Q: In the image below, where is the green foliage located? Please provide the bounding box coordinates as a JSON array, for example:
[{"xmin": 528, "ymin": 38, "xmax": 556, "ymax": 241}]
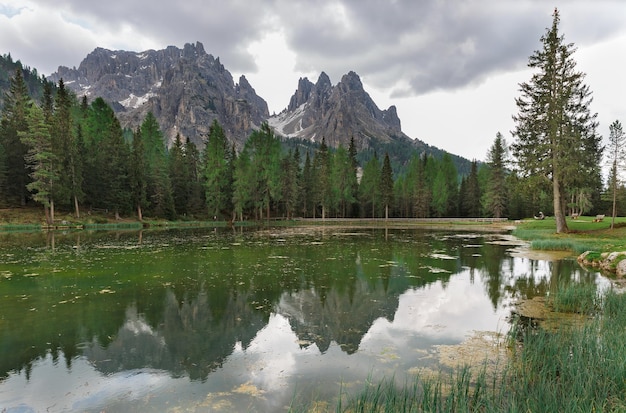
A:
[
  {"xmin": 549, "ymin": 282, "xmax": 599, "ymax": 314},
  {"xmin": 512, "ymin": 9, "xmax": 602, "ymax": 233},
  {"xmin": 203, "ymin": 120, "xmax": 233, "ymax": 219}
]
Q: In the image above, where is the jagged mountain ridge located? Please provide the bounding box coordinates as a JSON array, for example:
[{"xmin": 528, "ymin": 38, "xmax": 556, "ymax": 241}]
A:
[
  {"xmin": 41, "ymin": 42, "xmax": 468, "ymax": 172},
  {"xmin": 269, "ymin": 71, "xmax": 406, "ymax": 151},
  {"xmin": 49, "ymin": 42, "xmax": 269, "ymax": 148}
]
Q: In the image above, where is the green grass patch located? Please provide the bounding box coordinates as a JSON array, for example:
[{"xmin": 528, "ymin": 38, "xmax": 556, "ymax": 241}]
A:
[
  {"xmin": 548, "ymin": 282, "xmax": 599, "ymax": 314},
  {"xmin": 513, "ymin": 216, "xmax": 626, "ymax": 255},
  {"xmin": 296, "ymin": 286, "xmax": 626, "ymax": 412}
]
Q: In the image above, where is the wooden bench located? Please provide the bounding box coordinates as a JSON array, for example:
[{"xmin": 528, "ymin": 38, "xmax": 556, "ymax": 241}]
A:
[
  {"xmin": 571, "ymin": 213, "xmax": 579, "ymax": 219},
  {"xmin": 593, "ymin": 214, "xmax": 605, "ymax": 223}
]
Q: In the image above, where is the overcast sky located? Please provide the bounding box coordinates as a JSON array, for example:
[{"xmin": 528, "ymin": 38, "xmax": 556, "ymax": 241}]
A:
[{"xmin": 1, "ymin": 0, "xmax": 625, "ymax": 161}]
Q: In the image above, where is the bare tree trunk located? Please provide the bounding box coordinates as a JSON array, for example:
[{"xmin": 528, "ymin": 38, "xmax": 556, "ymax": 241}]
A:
[
  {"xmin": 553, "ymin": 175, "xmax": 568, "ymax": 233},
  {"xmin": 49, "ymin": 199, "xmax": 55, "ymax": 226},
  {"xmin": 74, "ymin": 195, "xmax": 80, "ymax": 218},
  {"xmin": 137, "ymin": 204, "xmax": 143, "ymax": 221},
  {"xmin": 611, "ymin": 181, "xmax": 617, "ymax": 230}
]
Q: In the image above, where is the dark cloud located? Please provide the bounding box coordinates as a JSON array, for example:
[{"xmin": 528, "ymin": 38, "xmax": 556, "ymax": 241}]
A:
[
  {"xmin": 272, "ymin": 0, "xmax": 625, "ymax": 95},
  {"xmin": 2, "ymin": 0, "xmax": 625, "ymax": 94}
]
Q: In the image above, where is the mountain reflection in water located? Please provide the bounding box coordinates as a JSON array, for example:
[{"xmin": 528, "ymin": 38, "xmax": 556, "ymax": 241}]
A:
[{"xmin": 0, "ymin": 227, "xmax": 603, "ymax": 411}]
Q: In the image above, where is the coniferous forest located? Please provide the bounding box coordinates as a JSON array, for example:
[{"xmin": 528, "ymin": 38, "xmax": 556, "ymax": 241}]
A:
[{"xmin": 1, "ymin": 10, "xmax": 625, "ymax": 226}]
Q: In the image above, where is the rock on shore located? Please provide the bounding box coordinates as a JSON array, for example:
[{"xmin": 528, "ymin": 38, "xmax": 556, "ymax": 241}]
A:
[{"xmin": 578, "ymin": 251, "xmax": 626, "ymax": 277}]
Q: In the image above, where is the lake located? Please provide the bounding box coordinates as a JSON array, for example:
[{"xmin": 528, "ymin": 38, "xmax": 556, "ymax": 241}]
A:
[{"xmin": 0, "ymin": 226, "xmax": 604, "ymax": 412}]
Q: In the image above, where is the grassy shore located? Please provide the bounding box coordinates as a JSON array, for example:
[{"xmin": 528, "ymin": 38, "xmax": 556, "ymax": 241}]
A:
[
  {"xmin": 291, "ymin": 283, "xmax": 626, "ymax": 413},
  {"xmin": 512, "ymin": 215, "xmax": 626, "ymax": 254}
]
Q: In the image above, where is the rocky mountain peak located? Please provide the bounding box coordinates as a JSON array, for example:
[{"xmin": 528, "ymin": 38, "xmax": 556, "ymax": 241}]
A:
[
  {"xmin": 269, "ymin": 70, "xmax": 408, "ymax": 151},
  {"xmin": 49, "ymin": 42, "xmax": 268, "ymax": 149}
]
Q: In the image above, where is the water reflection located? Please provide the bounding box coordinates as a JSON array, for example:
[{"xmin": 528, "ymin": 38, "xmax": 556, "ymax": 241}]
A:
[{"xmin": 0, "ymin": 227, "xmax": 603, "ymax": 411}]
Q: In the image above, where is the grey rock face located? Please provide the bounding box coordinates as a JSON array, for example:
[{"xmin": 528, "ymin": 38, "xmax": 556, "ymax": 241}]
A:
[
  {"xmin": 49, "ymin": 42, "xmax": 268, "ymax": 149},
  {"xmin": 269, "ymin": 70, "xmax": 410, "ymax": 151}
]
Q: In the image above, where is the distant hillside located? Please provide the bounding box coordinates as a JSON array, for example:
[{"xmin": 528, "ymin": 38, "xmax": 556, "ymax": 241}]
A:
[
  {"xmin": 1, "ymin": 45, "xmax": 472, "ymax": 176},
  {"xmin": 0, "ymin": 53, "xmax": 52, "ymax": 109}
]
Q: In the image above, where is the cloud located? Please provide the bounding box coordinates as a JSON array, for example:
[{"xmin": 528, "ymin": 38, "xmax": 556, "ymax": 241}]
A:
[
  {"xmin": 272, "ymin": 0, "xmax": 625, "ymax": 96},
  {"xmin": 2, "ymin": 0, "xmax": 625, "ymax": 95}
]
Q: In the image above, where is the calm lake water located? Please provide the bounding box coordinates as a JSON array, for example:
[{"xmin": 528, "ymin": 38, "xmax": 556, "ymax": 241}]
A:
[{"xmin": 0, "ymin": 226, "xmax": 604, "ymax": 412}]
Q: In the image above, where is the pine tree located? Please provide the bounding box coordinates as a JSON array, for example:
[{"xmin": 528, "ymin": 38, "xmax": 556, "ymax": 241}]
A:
[
  {"xmin": 141, "ymin": 112, "xmax": 174, "ymax": 219},
  {"xmin": 51, "ymin": 79, "xmax": 77, "ymax": 212},
  {"xmin": 462, "ymin": 160, "xmax": 481, "ymax": 217},
  {"xmin": 359, "ymin": 154, "xmax": 381, "ymax": 218},
  {"xmin": 129, "ymin": 126, "xmax": 147, "ymax": 220},
  {"xmin": 483, "ymin": 133, "xmax": 508, "ymax": 218},
  {"xmin": 380, "ymin": 153, "xmax": 394, "ymax": 220},
  {"xmin": 169, "ymin": 133, "xmax": 190, "ymax": 217},
  {"xmin": 347, "ymin": 136, "xmax": 359, "ymax": 216},
  {"xmin": 204, "ymin": 120, "xmax": 232, "ymax": 219},
  {"xmin": 512, "ymin": 9, "xmax": 602, "ymax": 232},
  {"xmin": 102, "ymin": 116, "xmax": 131, "ymax": 218},
  {"xmin": 184, "ymin": 138, "xmax": 206, "ymax": 217},
  {"xmin": 0, "ymin": 68, "xmax": 32, "ymax": 205},
  {"xmin": 234, "ymin": 123, "xmax": 281, "ymax": 220},
  {"xmin": 19, "ymin": 104, "xmax": 58, "ymax": 224},
  {"xmin": 312, "ymin": 137, "xmax": 331, "ymax": 219},
  {"xmin": 300, "ymin": 151, "xmax": 313, "ymax": 217},
  {"xmin": 607, "ymin": 120, "xmax": 625, "ymax": 229},
  {"xmin": 413, "ymin": 155, "xmax": 432, "ymax": 218}
]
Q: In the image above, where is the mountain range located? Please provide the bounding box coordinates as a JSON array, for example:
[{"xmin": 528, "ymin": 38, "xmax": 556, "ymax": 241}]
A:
[{"xmin": 5, "ymin": 42, "xmax": 470, "ymax": 172}]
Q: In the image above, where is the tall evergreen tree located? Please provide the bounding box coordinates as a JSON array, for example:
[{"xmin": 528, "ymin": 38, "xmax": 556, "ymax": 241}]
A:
[
  {"xmin": 234, "ymin": 123, "xmax": 281, "ymax": 220},
  {"xmin": 413, "ymin": 155, "xmax": 432, "ymax": 218},
  {"xmin": 512, "ymin": 9, "xmax": 602, "ymax": 232},
  {"xmin": 312, "ymin": 137, "xmax": 331, "ymax": 219},
  {"xmin": 141, "ymin": 112, "xmax": 174, "ymax": 219},
  {"xmin": 462, "ymin": 160, "xmax": 481, "ymax": 217},
  {"xmin": 483, "ymin": 133, "xmax": 508, "ymax": 218},
  {"xmin": 169, "ymin": 133, "xmax": 190, "ymax": 217},
  {"xmin": 347, "ymin": 136, "xmax": 359, "ymax": 216},
  {"xmin": 300, "ymin": 151, "xmax": 314, "ymax": 217},
  {"xmin": 185, "ymin": 138, "xmax": 206, "ymax": 217},
  {"xmin": 330, "ymin": 145, "xmax": 357, "ymax": 218},
  {"xmin": 129, "ymin": 126, "xmax": 147, "ymax": 220},
  {"xmin": 280, "ymin": 149, "xmax": 301, "ymax": 219},
  {"xmin": 380, "ymin": 152, "xmax": 394, "ymax": 220},
  {"xmin": 19, "ymin": 104, "xmax": 57, "ymax": 224},
  {"xmin": 102, "ymin": 116, "xmax": 131, "ymax": 218},
  {"xmin": 607, "ymin": 120, "xmax": 625, "ymax": 229},
  {"xmin": 359, "ymin": 154, "xmax": 381, "ymax": 218},
  {"xmin": 51, "ymin": 79, "xmax": 77, "ymax": 213},
  {"xmin": 204, "ymin": 120, "xmax": 232, "ymax": 219},
  {"xmin": 0, "ymin": 68, "xmax": 32, "ymax": 205}
]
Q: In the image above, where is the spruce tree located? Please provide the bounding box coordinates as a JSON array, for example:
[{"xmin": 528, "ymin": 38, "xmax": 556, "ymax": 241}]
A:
[
  {"xmin": 19, "ymin": 104, "xmax": 57, "ymax": 224},
  {"xmin": 129, "ymin": 126, "xmax": 147, "ymax": 220},
  {"xmin": 380, "ymin": 153, "xmax": 394, "ymax": 220},
  {"xmin": 462, "ymin": 160, "xmax": 481, "ymax": 217},
  {"xmin": 0, "ymin": 68, "xmax": 32, "ymax": 205},
  {"xmin": 300, "ymin": 151, "xmax": 313, "ymax": 217},
  {"xmin": 607, "ymin": 120, "xmax": 625, "ymax": 229},
  {"xmin": 204, "ymin": 120, "xmax": 231, "ymax": 219},
  {"xmin": 312, "ymin": 137, "xmax": 331, "ymax": 219},
  {"xmin": 141, "ymin": 112, "xmax": 174, "ymax": 219},
  {"xmin": 483, "ymin": 133, "xmax": 508, "ymax": 218},
  {"xmin": 512, "ymin": 9, "xmax": 602, "ymax": 232},
  {"xmin": 359, "ymin": 154, "xmax": 381, "ymax": 218},
  {"xmin": 169, "ymin": 133, "xmax": 190, "ymax": 217}
]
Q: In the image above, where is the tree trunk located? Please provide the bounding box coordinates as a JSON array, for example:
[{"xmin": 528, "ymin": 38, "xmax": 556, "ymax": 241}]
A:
[
  {"xmin": 137, "ymin": 204, "xmax": 143, "ymax": 221},
  {"xmin": 385, "ymin": 204, "xmax": 389, "ymax": 221},
  {"xmin": 49, "ymin": 199, "xmax": 55, "ymax": 226},
  {"xmin": 553, "ymin": 175, "xmax": 568, "ymax": 233},
  {"xmin": 611, "ymin": 180, "xmax": 617, "ymax": 230},
  {"xmin": 74, "ymin": 195, "xmax": 80, "ymax": 218},
  {"xmin": 44, "ymin": 205, "xmax": 50, "ymax": 226}
]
